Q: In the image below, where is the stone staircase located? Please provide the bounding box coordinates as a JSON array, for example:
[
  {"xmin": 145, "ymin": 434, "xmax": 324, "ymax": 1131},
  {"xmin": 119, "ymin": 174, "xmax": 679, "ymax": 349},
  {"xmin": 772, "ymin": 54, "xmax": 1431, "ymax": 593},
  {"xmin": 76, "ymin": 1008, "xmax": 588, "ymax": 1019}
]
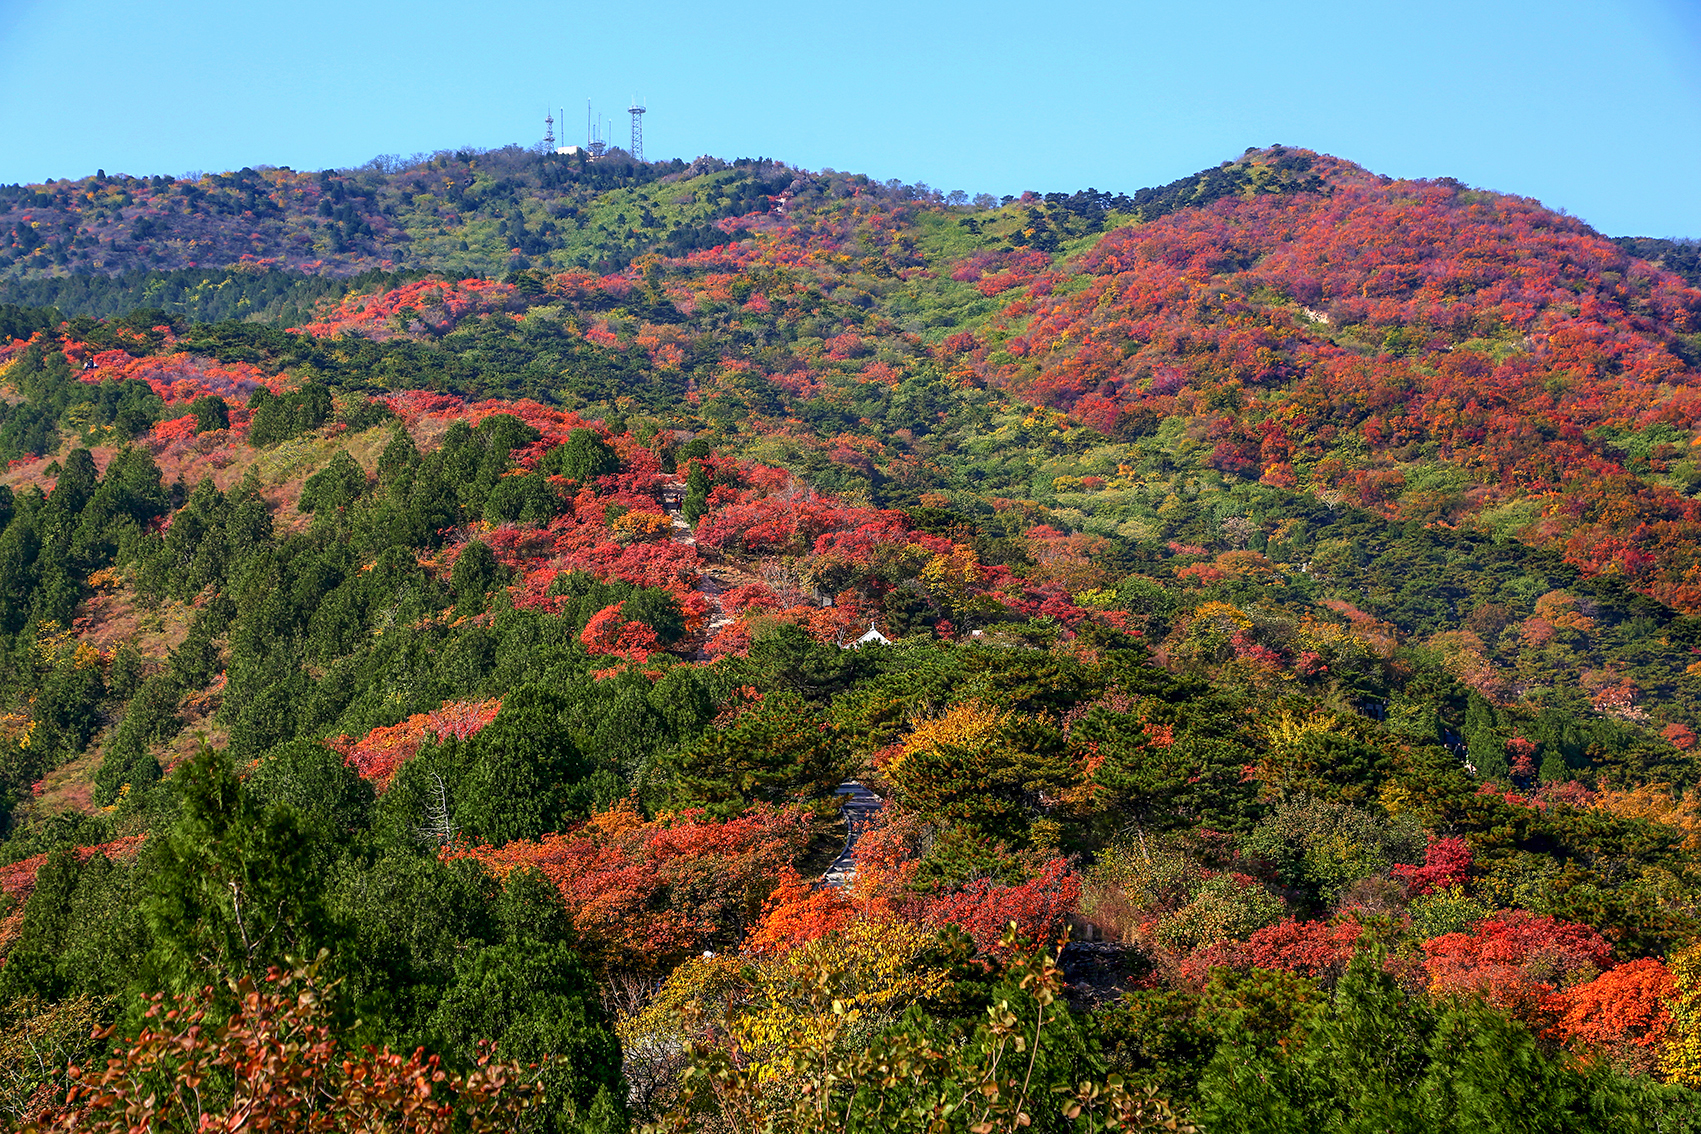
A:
[{"xmin": 821, "ymin": 781, "xmax": 883, "ymax": 888}]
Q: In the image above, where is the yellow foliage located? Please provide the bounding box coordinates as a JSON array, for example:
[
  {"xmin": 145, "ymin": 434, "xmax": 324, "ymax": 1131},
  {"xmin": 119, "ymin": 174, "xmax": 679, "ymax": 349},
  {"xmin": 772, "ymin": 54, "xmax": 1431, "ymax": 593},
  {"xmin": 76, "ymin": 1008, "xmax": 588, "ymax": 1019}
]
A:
[
  {"xmin": 1297, "ymin": 616, "xmax": 1347, "ymax": 649},
  {"xmin": 729, "ymin": 920, "xmax": 951, "ymax": 1068},
  {"xmin": 622, "ymin": 919, "xmax": 951, "ymax": 1084},
  {"xmin": 584, "ymin": 797, "xmax": 650, "ymax": 840},
  {"xmin": 638, "ymin": 937, "xmax": 1194, "ymax": 1134},
  {"xmin": 0, "ymin": 713, "xmax": 34, "ymax": 751},
  {"xmin": 1192, "ymin": 601, "xmax": 1252, "ymax": 632},
  {"xmin": 1021, "ymin": 406, "xmax": 1070, "ymax": 435},
  {"xmin": 886, "ymin": 696, "xmax": 1018, "ymax": 787},
  {"xmin": 919, "ymin": 542, "xmax": 983, "ymax": 619},
  {"xmin": 86, "ymin": 567, "xmax": 124, "ymax": 590},
  {"xmin": 898, "ymin": 698, "xmax": 1008, "ymax": 766},
  {"xmin": 32, "ymin": 621, "xmax": 74, "ymax": 667},
  {"xmin": 1264, "ymin": 709, "xmax": 1332, "ymax": 755},
  {"xmin": 28, "ymin": 620, "xmax": 108, "ymax": 676},
  {"xmin": 612, "ymin": 510, "xmax": 674, "ymax": 543},
  {"xmin": 1595, "ymin": 783, "xmax": 1701, "ymax": 854},
  {"xmin": 1663, "ymin": 946, "xmax": 1701, "ymax": 1085},
  {"xmin": 100, "ymin": 782, "xmax": 130, "ymax": 814},
  {"xmin": 625, "ymin": 953, "xmax": 752, "ymax": 1040},
  {"xmin": 1379, "ymin": 780, "xmax": 1423, "ymax": 817}
]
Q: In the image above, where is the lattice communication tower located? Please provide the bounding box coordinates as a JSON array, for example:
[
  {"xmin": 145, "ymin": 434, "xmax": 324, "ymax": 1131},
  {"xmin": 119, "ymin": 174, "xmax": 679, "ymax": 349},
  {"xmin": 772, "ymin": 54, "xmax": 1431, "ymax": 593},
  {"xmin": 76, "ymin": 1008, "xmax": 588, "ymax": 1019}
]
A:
[{"xmin": 628, "ymin": 99, "xmax": 646, "ymax": 163}]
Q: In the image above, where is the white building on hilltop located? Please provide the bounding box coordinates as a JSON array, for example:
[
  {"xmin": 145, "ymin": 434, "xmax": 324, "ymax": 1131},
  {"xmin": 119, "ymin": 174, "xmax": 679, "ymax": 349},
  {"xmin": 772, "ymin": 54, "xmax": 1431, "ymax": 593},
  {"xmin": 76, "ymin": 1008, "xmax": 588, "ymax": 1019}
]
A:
[{"xmin": 843, "ymin": 622, "xmax": 892, "ymax": 649}]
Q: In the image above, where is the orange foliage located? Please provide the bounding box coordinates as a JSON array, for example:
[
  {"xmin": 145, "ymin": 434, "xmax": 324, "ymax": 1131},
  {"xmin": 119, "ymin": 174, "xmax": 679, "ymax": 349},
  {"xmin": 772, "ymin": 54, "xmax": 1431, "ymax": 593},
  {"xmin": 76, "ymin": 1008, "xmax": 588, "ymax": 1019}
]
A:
[
  {"xmin": 743, "ymin": 869, "xmax": 856, "ymax": 955},
  {"xmin": 328, "ymin": 699, "xmax": 501, "ymax": 788},
  {"xmin": 579, "ymin": 601, "xmax": 662, "ymax": 662},
  {"xmin": 610, "ymin": 510, "xmax": 673, "ymax": 543},
  {"xmin": 1554, "ymin": 958, "xmax": 1674, "ymax": 1061},
  {"xmin": 1422, "ymin": 911, "xmax": 1611, "ymax": 1025},
  {"xmin": 149, "ymin": 414, "xmax": 197, "ymax": 443},
  {"xmin": 450, "ymin": 801, "xmax": 813, "ymax": 974}
]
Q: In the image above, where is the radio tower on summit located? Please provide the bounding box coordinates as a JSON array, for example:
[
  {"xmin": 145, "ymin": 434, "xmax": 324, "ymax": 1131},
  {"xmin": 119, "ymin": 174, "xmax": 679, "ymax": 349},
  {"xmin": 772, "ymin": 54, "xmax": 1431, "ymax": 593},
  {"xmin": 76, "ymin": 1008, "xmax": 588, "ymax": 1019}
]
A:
[{"xmin": 628, "ymin": 98, "xmax": 646, "ymax": 163}]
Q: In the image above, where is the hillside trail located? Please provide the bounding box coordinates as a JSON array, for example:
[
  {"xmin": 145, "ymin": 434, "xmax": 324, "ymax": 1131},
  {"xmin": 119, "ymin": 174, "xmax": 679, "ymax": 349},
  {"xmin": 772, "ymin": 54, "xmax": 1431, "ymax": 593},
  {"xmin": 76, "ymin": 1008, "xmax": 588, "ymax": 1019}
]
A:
[
  {"xmin": 821, "ymin": 782, "xmax": 883, "ymax": 887},
  {"xmin": 662, "ymin": 478, "xmax": 879, "ymax": 885},
  {"xmin": 661, "ymin": 479, "xmax": 739, "ymax": 654}
]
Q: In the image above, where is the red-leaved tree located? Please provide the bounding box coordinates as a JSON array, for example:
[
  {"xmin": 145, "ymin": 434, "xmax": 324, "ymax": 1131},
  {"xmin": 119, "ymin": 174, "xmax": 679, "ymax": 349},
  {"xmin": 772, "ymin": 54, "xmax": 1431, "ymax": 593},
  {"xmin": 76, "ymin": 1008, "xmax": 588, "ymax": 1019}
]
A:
[
  {"xmin": 1422, "ymin": 910, "xmax": 1611, "ymax": 1026},
  {"xmin": 1391, "ymin": 836, "xmax": 1473, "ymax": 896},
  {"xmin": 22, "ymin": 961, "xmax": 539, "ymax": 1133},
  {"xmin": 743, "ymin": 868, "xmax": 856, "ymax": 955},
  {"xmin": 1554, "ymin": 957, "xmax": 1675, "ymax": 1072},
  {"xmin": 921, "ymin": 858, "xmax": 1081, "ymax": 956},
  {"xmin": 450, "ymin": 801, "xmax": 813, "ymax": 975}
]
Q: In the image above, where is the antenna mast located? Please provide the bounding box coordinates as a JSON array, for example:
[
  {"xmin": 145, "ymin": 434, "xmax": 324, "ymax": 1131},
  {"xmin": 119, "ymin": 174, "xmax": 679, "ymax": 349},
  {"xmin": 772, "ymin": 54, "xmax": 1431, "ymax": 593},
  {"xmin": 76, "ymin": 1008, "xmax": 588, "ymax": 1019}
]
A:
[
  {"xmin": 543, "ymin": 108, "xmax": 555, "ymax": 150},
  {"xmin": 587, "ymin": 98, "xmax": 606, "ymax": 157},
  {"xmin": 628, "ymin": 97, "xmax": 646, "ymax": 163}
]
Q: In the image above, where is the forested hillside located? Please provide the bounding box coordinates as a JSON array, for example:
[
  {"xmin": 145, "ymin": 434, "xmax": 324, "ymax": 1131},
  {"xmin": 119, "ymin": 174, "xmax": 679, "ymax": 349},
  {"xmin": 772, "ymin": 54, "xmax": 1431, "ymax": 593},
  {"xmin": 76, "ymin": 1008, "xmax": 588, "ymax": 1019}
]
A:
[{"xmin": 3, "ymin": 144, "xmax": 1701, "ymax": 1131}]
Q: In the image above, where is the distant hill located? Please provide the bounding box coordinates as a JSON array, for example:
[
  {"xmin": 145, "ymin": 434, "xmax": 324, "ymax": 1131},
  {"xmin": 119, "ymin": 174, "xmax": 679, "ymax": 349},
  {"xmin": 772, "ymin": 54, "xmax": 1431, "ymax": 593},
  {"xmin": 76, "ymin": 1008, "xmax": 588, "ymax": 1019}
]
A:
[
  {"xmin": 3, "ymin": 142, "xmax": 1690, "ymax": 321},
  {"xmin": 1615, "ymin": 236, "xmax": 1701, "ymax": 289},
  {"xmin": 0, "ymin": 148, "xmax": 810, "ymax": 286},
  {"xmin": 2, "ymin": 145, "xmax": 1700, "ymax": 826}
]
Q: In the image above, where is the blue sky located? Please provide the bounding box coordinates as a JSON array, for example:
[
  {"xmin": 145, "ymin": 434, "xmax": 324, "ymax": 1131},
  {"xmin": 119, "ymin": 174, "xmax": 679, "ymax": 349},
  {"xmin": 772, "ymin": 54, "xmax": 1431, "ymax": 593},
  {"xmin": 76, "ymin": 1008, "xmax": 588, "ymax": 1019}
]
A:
[{"xmin": 0, "ymin": 0, "xmax": 1696, "ymax": 235}]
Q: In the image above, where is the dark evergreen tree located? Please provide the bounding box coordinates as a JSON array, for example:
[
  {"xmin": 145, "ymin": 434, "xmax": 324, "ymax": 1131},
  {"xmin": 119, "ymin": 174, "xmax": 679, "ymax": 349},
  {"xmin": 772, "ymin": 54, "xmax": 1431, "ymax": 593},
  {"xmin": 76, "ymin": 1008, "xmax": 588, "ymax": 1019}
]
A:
[
  {"xmin": 189, "ymin": 394, "xmax": 230, "ymax": 432},
  {"xmin": 142, "ymin": 744, "xmax": 340, "ymax": 992},
  {"xmin": 456, "ymin": 684, "xmax": 600, "ymax": 842},
  {"xmin": 451, "ymin": 539, "xmax": 503, "ymax": 617}
]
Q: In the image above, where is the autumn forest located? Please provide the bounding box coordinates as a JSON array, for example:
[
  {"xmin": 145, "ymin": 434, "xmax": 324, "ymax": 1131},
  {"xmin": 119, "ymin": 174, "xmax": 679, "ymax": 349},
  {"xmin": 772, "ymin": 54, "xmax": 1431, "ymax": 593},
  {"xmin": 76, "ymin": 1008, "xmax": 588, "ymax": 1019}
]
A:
[{"xmin": 2, "ymin": 142, "xmax": 1701, "ymax": 1131}]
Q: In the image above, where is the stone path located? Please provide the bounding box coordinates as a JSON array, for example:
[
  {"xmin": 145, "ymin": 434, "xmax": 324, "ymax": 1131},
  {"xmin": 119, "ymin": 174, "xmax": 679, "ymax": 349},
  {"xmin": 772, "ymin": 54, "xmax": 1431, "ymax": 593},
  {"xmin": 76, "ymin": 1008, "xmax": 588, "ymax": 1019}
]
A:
[
  {"xmin": 660, "ymin": 478, "xmax": 882, "ymax": 884},
  {"xmin": 662, "ymin": 479, "xmax": 735, "ymax": 656},
  {"xmin": 822, "ymin": 781, "xmax": 883, "ymax": 887},
  {"xmin": 660, "ymin": 480, "xmax": 693, "ymax": 543}
]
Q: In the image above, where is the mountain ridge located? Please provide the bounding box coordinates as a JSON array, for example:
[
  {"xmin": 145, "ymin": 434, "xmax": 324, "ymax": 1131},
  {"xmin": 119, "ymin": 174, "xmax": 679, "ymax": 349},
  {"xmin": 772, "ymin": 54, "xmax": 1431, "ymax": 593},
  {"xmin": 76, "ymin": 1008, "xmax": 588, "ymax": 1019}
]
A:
[{"xmin": 5, "ymin": 144, "xmax": 1694, "ymax": 294}]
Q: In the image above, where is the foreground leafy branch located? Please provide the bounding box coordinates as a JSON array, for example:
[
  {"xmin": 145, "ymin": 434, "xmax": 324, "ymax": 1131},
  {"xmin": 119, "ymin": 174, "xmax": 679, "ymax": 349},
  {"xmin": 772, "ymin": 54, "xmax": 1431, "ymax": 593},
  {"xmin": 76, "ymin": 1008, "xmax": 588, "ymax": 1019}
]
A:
[
  {"xmin": 20, "ymin": 955, "xmax": 544, "ymax": 1133},
  {"xmin": 643, "ymin": 926, "xmax": 1193, "ymax": 1133}
]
